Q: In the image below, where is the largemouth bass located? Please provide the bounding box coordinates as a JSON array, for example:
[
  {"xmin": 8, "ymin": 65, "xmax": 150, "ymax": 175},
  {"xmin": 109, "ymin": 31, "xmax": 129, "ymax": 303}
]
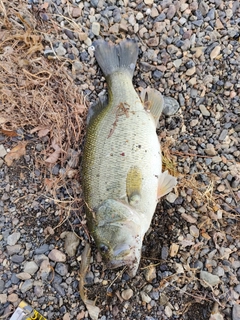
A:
[{"xmin": 82, "ymin": 39, "xmax": 177, "ymax": 277}]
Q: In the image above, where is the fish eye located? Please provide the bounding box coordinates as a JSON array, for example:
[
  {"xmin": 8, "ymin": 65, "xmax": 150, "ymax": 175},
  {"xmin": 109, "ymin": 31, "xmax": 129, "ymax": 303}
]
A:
[{"xmin": 99, "ymin": 244, "xmax": 109, "ymax": 253}]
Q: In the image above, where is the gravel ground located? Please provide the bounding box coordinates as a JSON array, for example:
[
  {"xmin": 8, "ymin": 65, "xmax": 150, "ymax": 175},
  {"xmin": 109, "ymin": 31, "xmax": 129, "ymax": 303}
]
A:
[{"xmin": 0, "ymin": 0, "xmax": 240, "ymax": 319}]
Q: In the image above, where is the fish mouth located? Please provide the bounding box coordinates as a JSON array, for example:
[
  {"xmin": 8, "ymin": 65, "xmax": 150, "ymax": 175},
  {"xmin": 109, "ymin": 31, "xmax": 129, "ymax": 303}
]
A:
[{"xmin": 106, "ymin": 244, "xmax": 141, "ymax": 277}]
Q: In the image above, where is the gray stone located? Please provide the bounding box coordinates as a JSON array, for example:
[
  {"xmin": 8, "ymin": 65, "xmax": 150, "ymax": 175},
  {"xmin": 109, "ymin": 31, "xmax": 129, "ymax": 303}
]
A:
[
  {"xmin": 0, "ymin": 280, "xmax": 5, "ymax": 293},
  {"xmin": 35, "ymin": 244, "xmax": 49, "ymax": 255},
  {"xmin": 219, "ymin": 129, "xmax": 228, "ymax": 141},
  {"xmin": 0, "ymin": 145, "xmax": 7, "ymax": 157},
  {"xmin": 232, "ymin": 304, "xmax": 240, "ymax": 320},
  {"xmin": 161, "ymin": 246, "xmax": 169, "ymax": 260},
  {"xmin": 11, "ymin": 255, "xmax": 24, "ymax": 263},
  {"xmin": 163, "ymin": 97, "xmax": 180, "ymax": 116},
  {"xmin": 55, "ymin": 263, "xmax": 68, "ymax": 276},
  {"xmin": 64, "ymin": 232, "xmax": 80, "ymax": 257},
  {"xmin": 91, "ymin": 22, "xmax": 100, "ymax": 36},
  {"xmin": 34, "ymin": 285, "xmax": 44, "ymax": 297},
  {"xmin": 199, "ymin": 105, "xmax": 210, "ymax": 116},
  {"xmin": 52, "ymin": 283, "xmax": 65, "ymax": 296},
  {"xmin": 55, "ymin": 44, "xmax": 67, "ymax": 56},
  {"xmin": 48, "ymin": 249, "xmax": 66, "ymax": 262},
  {"xmin": 204, "ymin": 144, "xmax": 217, "ymax": 156},
  {"xmin": 200, "ymin": 270, "xmax": 220, "ymax": 287},
  {"xmin": 20, "ymin": 279, "xmax": 33, "ymax": 293},
  {"xmin": 6, "ymin": 245, "xmax": 22, "ymax": 255},
  {"xmin": 165, "ymin": 192, "xmax": 177, "ymax": 203},
  {"xmin": 24, "ymin": 261, "xmax": 39, "ymax": 275},
  {"xmin": 7, "ymin": 232, "xmax": 21, "ymax": 246}
]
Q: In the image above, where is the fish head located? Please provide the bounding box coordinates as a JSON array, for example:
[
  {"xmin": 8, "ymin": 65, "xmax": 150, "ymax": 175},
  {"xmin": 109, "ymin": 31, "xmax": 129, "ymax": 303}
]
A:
[{"xmin": 93, "ymin": 199, "xmax": 143, "ymax": 277}]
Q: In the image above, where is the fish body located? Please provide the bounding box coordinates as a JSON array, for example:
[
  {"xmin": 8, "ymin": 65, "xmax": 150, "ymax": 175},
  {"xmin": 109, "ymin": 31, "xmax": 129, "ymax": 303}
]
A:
[{"xmin": 82, "ymin": 40, "xmax": 177, "ymax": 276}]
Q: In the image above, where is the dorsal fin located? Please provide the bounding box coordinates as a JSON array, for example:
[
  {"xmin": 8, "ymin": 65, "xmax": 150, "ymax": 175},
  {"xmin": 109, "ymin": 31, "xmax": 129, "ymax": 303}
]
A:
[{"xmin": 141, "ymin": 88, "xmax": 164, "ymax": 127}]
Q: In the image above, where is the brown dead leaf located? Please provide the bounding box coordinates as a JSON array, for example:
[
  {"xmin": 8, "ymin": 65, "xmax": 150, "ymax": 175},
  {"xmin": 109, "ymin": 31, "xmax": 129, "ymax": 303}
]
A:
[
  {"xmin": 45, "ymin": 149, "xmax": 61, "ymax": 164},
  {"xmin": 45, "ymin": 139, "xmax": 62, "ymax": 164},
  {"xmin": 5, "ymin": 141, "xmax": 28, "ymax": 166},
  {"xmin": 0, "ymin": 129, "xmax": 18, "ymax": 137},
  {"xmin": 44, "ymin": 178, "xmax": 54, "ymax": 191},
  {"xmin": 38, "ymin": 128, "xmax": 50, "ymax": 137}
]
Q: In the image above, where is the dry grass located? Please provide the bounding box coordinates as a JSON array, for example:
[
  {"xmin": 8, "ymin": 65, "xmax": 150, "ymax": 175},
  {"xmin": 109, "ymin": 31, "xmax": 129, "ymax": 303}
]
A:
[{"xmin": 0, "ymin": 1, "xmax": 87, "ymax": 159}]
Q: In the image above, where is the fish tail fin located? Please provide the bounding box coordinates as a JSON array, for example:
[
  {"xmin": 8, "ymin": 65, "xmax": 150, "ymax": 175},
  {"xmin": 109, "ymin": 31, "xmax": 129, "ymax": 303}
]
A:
[{"xmin": 94, "ymin": 39, "xmax": 138, "ymax": 79}]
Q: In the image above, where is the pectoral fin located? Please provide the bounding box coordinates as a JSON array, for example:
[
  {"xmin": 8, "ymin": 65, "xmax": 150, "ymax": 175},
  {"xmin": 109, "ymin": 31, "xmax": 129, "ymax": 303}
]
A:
[
  {"xmin": 141, "ymin": 88, "xmax": 164, "ymax": 126},
  {"xmin": 158, "ymin": 170, "xmax": 177, "ymax": 199},
  {"xmin": 126, "ymin": 166, "xmax": 142, "ymax": 206}
]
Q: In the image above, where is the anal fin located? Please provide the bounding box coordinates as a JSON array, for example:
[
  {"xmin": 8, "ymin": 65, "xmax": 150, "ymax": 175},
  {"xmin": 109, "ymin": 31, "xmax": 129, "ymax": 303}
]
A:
[{"xmin": 158, "ymin": 170, "xmax": 177, "ymax": 199}]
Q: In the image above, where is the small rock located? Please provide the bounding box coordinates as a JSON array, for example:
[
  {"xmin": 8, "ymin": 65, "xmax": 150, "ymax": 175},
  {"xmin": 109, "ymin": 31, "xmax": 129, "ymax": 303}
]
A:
[
  {"xmin": 0, "ymin": 145, "xmax": 7, "ymax": 157},
  {"xmin": 20, "ymin": 279, "xmax": 34, "ymax": 293},
  {"xmin": 24, "ymin": 261, "xmax": 39, "ymax": 275},
  {"xmin": 232, "ymin": 304, "xmax": 240, "ymax": 320},
  {"xmin": 165, "ymin": 305, "xmax": 173, "ymax": 317},
  {"xmin": 55, "ymin": 44, "xmax": 67, "ymax": 56},
  {"xmin": 144, "ymin": 265, "xmax": 156, "ymax": 282},
  {"xmin": 199, "ymin": 105, "xmax": 210, "ymax": 116},
  {"xmin": 144, "ymin": 0, "xmax": 153, "ymax": 4},
  {"xmin": 72, "ymin": 7, "xmax": 81, "ymax": 18},
  {"xmin": 200, "ymin": 270, "xmax": 220, "ymax": 287},
  {"xmin": 7, "ymin": 232, "xmax": 21, "ymax": 246},
  {"xmin": 35, "ymin": 244, "xmax": 49, "ymax": 255},
  {"xmin": 140, "ymin": 291, "xmax": 151, "ymax": 303},
  {"xmin": 34, "ymin": 285, "xmax": 43, "ymax": 297},
  {"xmin": 0, "ymin": 280, "xmax": 5, "ymax": 293},
  {"xmin": 79, "ymin": 32, "xmax": 88, "ymax": 41},
  {"xmin": 39, "ymin": 259, "xmax": 51, "ymax": 281},
  {"xmin": 121, "ymin": 288, "xmax": 133, "ymax": 300},
  {"xmin": 189, "ymin": 225, "xmax": 199, "ymax": 238},
  {"xmin": 11, "ymin": 255, "xmax": 24, "ymax": 263},
  {"xmin": 190, "ymin": 119, "xmax": 198, "ymax": 127},
  {"xmin": 186, "ymin": 66, "xmax": 196, "ymax": 76},
  {"xmin": 16, "ymin": 272, "xmax": 31, "ymax": 280},
  {"xmin": 91, "ymin": 22, "xmax": 100, "ymax": 36},
  {"xmin": 159, "ymin": 293, "xmax": 168, "ymax": 305},
  {"xmin": 205, "ymin": 144, "xmax": 217, "ymax": 156},
  {"xmin": 48, "ymin": 249, "xmax": 66, "ymax": 262},
  {"xmin": 7, "ymin": 293, "xmax": 18, "ymax": 303},
  {"xmin": 169, "ymin": 243, "xmax": 179, "ymax": 257},
  {"xmin": 219, "ymin": 129, "xmax": 228, "ymax": 141},
  {"xmin": 163, "ymin": 97, "xmax": 180, "ymax": 115},
  {"xmin": 175, "ymin": 263, "xmax": 184, "ymax": 274},
  {"xmin": 173, "ymin": 59, "xmax": 182, "ymax": 68},
  {"xmin": 166, "ymin": 5, "xmax": 176, "ymax": 19},
  {"xmin": 210, "ymin": 45, "xmax": 221, "ymax": 60},
  {"xmin": 165, "ymin": 192, "xmax": 177, "ymax": 203},
  {"xmin": 0, "ymin": 294, "xmax": 7, "ymax": 304},
  {"xmin": 55, "ymin": 263, "xmax": 68, "ymax": 276},
  {"xmin": 64, "ymin": 232, "xmax": 80, "ymax": 257},
  {"xmin": 161, "ymin": 246, "xmax": 168, "ymax": 260},
  {"xmin": 148, "ymin": 37, "xmax": 159, "ymax": 47},
  {"xmin": 6, "ymin": 245, "xmax": 22, "ymax": 255},
  {"xmin": 181, "ymin": 213, "xmax": 197, "ymax": 224}
]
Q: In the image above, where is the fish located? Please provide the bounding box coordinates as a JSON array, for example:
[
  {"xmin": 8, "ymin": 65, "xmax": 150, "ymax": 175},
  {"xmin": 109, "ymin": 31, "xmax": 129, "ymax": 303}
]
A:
[{"xmin": 82, "ymin": 39, "xmax": 177, "ymax": 277}]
